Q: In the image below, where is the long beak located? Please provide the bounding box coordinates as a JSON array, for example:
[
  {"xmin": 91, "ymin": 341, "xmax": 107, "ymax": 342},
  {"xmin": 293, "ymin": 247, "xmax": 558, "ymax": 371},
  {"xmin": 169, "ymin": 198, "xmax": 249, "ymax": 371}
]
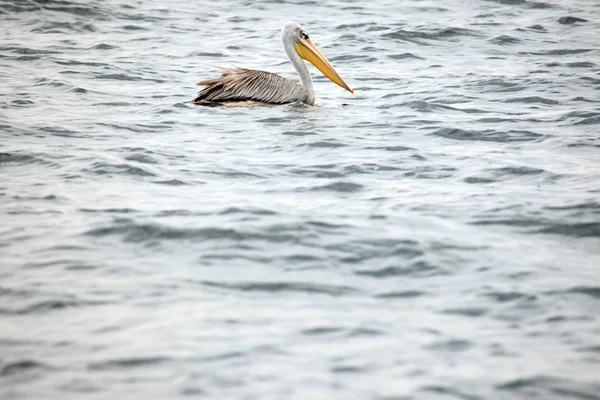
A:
[{"xmin": 294, "ymin": 38, "xmax": 354, "ymax": 94}]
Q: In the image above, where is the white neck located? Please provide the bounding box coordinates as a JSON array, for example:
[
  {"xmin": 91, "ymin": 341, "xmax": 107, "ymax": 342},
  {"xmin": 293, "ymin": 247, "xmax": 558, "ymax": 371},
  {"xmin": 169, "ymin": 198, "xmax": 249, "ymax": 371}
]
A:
[{"xmin": 284, "ymin": 41, "xmax": 315, "ymax": 100}]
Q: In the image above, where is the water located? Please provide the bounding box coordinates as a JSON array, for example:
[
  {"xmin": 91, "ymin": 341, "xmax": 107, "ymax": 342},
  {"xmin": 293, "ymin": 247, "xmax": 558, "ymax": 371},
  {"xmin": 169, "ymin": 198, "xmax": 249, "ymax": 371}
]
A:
[{"xmin": 1, "ymin": 0, "xmax": 600, "ymax": 398}]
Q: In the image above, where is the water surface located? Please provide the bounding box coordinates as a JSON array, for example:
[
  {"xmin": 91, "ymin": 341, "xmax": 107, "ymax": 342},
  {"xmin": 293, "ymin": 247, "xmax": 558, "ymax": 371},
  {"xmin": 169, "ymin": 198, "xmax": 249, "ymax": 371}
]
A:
[{"xmin": 1, "ymin": 0, "xmax": 600, "ymax": 398}]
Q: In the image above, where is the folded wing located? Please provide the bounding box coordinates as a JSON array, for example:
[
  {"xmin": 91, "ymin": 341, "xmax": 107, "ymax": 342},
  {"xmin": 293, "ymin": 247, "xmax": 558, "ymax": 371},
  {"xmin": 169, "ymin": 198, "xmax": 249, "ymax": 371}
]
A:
[{"xmin": 191, "ymin": 67, "xmax": 309, "ymax": 105}]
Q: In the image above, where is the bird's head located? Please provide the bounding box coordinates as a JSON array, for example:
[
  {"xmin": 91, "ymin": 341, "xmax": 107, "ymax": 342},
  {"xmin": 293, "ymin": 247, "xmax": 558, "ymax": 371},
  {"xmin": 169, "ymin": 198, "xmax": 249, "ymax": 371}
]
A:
[{"xmin": 282, "ymin": 21, "xmax": 354, "ymax": 94}]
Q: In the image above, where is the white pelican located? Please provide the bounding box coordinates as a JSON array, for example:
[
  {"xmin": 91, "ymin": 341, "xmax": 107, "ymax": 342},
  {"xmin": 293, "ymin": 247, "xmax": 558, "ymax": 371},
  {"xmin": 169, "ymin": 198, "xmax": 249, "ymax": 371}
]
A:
[{"xmin": 190, "ymin": 21, "xmax": 353, "ymax": 106}]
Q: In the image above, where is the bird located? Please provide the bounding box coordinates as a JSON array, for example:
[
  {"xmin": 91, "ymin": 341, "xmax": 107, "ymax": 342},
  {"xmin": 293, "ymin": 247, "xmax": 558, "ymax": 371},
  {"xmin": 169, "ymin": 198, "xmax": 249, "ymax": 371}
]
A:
[{"xmin": 189, "ymin": 21, "xmax": 353, "ymax": 106}]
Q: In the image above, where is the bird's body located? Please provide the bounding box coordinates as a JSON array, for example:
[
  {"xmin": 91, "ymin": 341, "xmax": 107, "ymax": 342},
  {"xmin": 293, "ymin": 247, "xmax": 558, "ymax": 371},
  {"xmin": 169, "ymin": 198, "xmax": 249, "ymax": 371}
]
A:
[
  {"xmin": 190, "ymin": 22, "xmax": 353, "ymax": 106},
  {"xmin": 193, "ymin": 67, "xmax": 311, "ymax": 106}
]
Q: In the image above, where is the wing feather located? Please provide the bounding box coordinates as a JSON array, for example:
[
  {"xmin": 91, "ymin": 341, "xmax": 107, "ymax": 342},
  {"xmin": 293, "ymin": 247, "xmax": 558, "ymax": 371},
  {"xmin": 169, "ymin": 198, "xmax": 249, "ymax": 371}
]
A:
[{"xmin": 191, "ymin": 67, "xmax": 308, "ymax": 105}]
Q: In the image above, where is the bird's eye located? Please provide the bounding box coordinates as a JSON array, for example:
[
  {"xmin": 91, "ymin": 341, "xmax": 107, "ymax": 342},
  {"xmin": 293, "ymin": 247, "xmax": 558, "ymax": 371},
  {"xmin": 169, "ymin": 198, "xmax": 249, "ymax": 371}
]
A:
[{"xmin": 301, "ymin": 32, "xmax": 309, "ymax": 40}]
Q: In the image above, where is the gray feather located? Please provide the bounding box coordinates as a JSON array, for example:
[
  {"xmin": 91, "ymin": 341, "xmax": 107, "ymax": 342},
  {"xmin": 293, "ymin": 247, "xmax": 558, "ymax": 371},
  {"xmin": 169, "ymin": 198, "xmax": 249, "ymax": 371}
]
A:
[{"xmin": 191, "ymin": 67, "xmax": 309, "ymax": 105}]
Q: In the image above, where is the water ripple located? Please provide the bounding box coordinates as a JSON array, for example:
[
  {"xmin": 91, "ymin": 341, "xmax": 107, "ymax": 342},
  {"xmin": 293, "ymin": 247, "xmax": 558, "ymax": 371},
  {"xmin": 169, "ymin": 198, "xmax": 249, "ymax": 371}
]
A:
[
  {"xmin": 2, "ymin": 0, "xmax": 600, "ymax": 398},
  {"xmin": 201, "ymin": 280, "xmax": 359, "ymax": 296},
  {"xmin": 431, "ymin": 128, "xmax": 545, "ymax": 142}
]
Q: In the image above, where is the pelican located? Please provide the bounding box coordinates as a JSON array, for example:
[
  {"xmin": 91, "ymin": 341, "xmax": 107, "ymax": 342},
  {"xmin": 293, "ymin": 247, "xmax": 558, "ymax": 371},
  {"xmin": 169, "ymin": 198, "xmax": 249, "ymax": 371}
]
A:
[{"xmin": 189, "ymin": 21, "xmax": 353, "ymax": 106}]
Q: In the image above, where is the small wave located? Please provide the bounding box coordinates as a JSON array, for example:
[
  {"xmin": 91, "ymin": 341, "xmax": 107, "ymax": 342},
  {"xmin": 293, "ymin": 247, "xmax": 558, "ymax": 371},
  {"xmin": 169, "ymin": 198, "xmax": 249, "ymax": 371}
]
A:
[
  {"xmin": 387, "ymin": 52, "xmax": 425, "ymax": 60},
  {"xmin": 88, "ymin": 357, "xmax": 170, "ymax": 371},
  {"xmin": 504, "ymin": 96, "xmax": 559, "ymax": 105},
  {"xmin": 154, "ymin": 178, "xmax": 188, "ymax": 185},
  {"xmin": 93, "ymin": 102, "xmax": 133, "ymax": 107},
  {"xmin": 30, "ymin": 21, "xmax": 96, "ymax": 33},
  {"xmin": 537, "ymin": 223, "xmax": 600, "ymax": 238},
  {"xmin": 574, "ymin": 116, "xmax": 600, "ymax": 126},
  {"xmin": 281, "ymin": 130, "xmax": 317, "ymax": 136},
  {"xmin": 203, "ymin": 169, "xmax": 264, "ymax": 179},
  {"xmin": 33, "ymin": 77, "xmax": 67, "ymax": 87},
  {"xmin": 290, "ymin": 168, "xmax": 344, "ymax": 178},
  {"xmin": 396, "ymin": 100, "xmax": 434, "ymax": 112},
  {"xmin": 330, "ymin": 364, "xmax": 371, "ymax": 374},
  {"xmin": 94, "ymin": 73, "xmax": 139, "ymax": 81},
  {"xmin": 497, "ymin": 376, "xmax": 600, "ymax": 399},
  {"xmin": 426, "ymin": 339, "xmax": 472, "ymax": 352},
  {"xmin": 527, "ymin": 48, "xmax": 592, "ymax": 56},
  {"xmin": 471, "ymin": 78, "xmax": 524, "ymax": 93},
  {"xmin": 1, "ymin": 360, "xmax": 49, "ymax": 377},
  {"xmin": 577, "ymin": 345, "xmax": 600, "ymax": 354},
  {"xmin": 489, "ymin": 166, "xmax": 546, "ymax": 177},
  {"xmin": 336, "ymin": 23, "xmax": 376, "ymax": 30},
  {"xmin": 40, "ymin": 126, "xmax": 86, "ymax": 138},
  {"xmin": 301, "ymin": 326, "xmax": 344, "ymax": 336},
  {"xmin": 283, "ymin": 253, "xmax": 322, "ymax": 263},
  {"xmin": 90, "ymin": 43, "xmax": 119, "ymax": 50},
  {"xmin": 257, "ymin": 117, "xmax": 288, "ymax": 124},
  {"xmin": 85, "ymin": 223, "xmax": 245, "ymax": 242},
  {"xmin": 1, "ymin": 299, "xmax": 77, "ymax": 315},
  {"xmin": 491, "ymin": 0, "xmax": 552, "ymax": 8},
  {"xmin": 188, "ymin": 51, "xmax": 227, "ymax": 58},
  {"xmin": 347, "ymin": 327, "xmax": 385, "ymax": 337},
  {"xmin": 544, "ymin": 202, "xmax": 600, "ymax": 211},
  {"xmin": 364, "ymin": 145, "xmax": 413, "ymax": 152},
  {"xmin": 330, "ymin": 55, "xmax": 375, "ymax": 62},
  {"xmin": 0, "ymin": 152, "xmax": 61, "ymax": 167},
  {"xmin": 489, "ymin": 35, "xmax": 522, "ymax": 45},
  {"xmin": 433, "ymin": 103, "xmax": 488, "ymax": 114},
  {"xmin": 382, "ymin": 26, "xmax": 479, "ymax": 44},
  {"xmin": 441, "ymin": 307, "xmax": 487, "ymax": 317},
  {"xmin": 565, "ymin": 286, "xmax": 600, "ymax": 299},
  {"xmin": 560, "ymin": 111, "xmax": 600, "ymax": 125},
  {"xmin": 471, "ymin": 218, "xmax": 543, "ymax": 228},
  {"xmin": 80, "ymin": 208, "xmax": 138, "ymax": 214},
  {"xmin": 218, "ymin": 207, "xmax": 277, "ymax": 216},
  {"xmin": 201, "ymin": 280, "xmax": 359, "ymax": 297},
  {"xmin": 121, "ymin": 25, "xmax": 149, "ymax": 31},
  {"xmin": 557, "ymin": 16, "xmax": 587, "ymax": 24},
  {"xmin": 9, "ymin": 99, "xmax": 35, "ymax": 107},
  {"xmin": 355, "ymin": 261, "xmax": 442, "ymax": 278},
  {"xmin": 483, "ymin": 291, "xmax": 536, "ymax": 303},
  {"xmin": 464, "ymin": 176, "xmax": 496, "ymax": 184},
  {"xmin": 431, "ymin": 127, "xmax": 545, "ymax": 142},
  {"xmin": 307, "ymin": 182, "xmax": 363, "ymax": 193},
  {"xmin": 472, "ymin": 218, "xmax": 600, "ymax": 238},
  {"xmin": 418, "ymin": 385, "xmax": 478, "ymax": 399},
  {"xmin": 36, "ymin": 2, "xmax": 107, "ymax": 18},
  {"xmin": 55, "ymin": 59, "xmax": 110, "ymax": 67},
  {"xmin": 525, "ymin": 24, "xmax": 547, "ymax": 32},
  {"xmin": 338, "ymin": 238, "xmax": 422, "ymax": 263},
  {"xmin": 0, "ymin": 3, "xmax": 41, "ymax": 13},
  {"xmin": 84, "ymin": 162, "xmax": 156, "ymax": 177},
  {"xmin": 567, "ymin": 61, "xmax": 596, "ymax": 68},
  {"xmin": 376, "ymin": 290, "xmax": 426, "ymax": 299},
  {"xmin": 0, "ymin": 290, "xmax": 104, "ymax": 315},
  {"xmin": 355, "ymin": 76, "xmax": 402, "ymax": 82},
  {"xmin": 580, "ymin": 76, "xmax": 600, "ymax": 85},
  {"xmin": 528, "ymin": 1, "xmax": 552, "ymax": 9},
  {"xmin": 4, "ymin": 46, "xmax": 58, "ymax": 55},
  {"xmin": 124, "ymin": 153, "xmax": 158, "ymax": 164},
  {"xmin": 305, "ymin": 141, "xmax": 346, "ymax": 148}
]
